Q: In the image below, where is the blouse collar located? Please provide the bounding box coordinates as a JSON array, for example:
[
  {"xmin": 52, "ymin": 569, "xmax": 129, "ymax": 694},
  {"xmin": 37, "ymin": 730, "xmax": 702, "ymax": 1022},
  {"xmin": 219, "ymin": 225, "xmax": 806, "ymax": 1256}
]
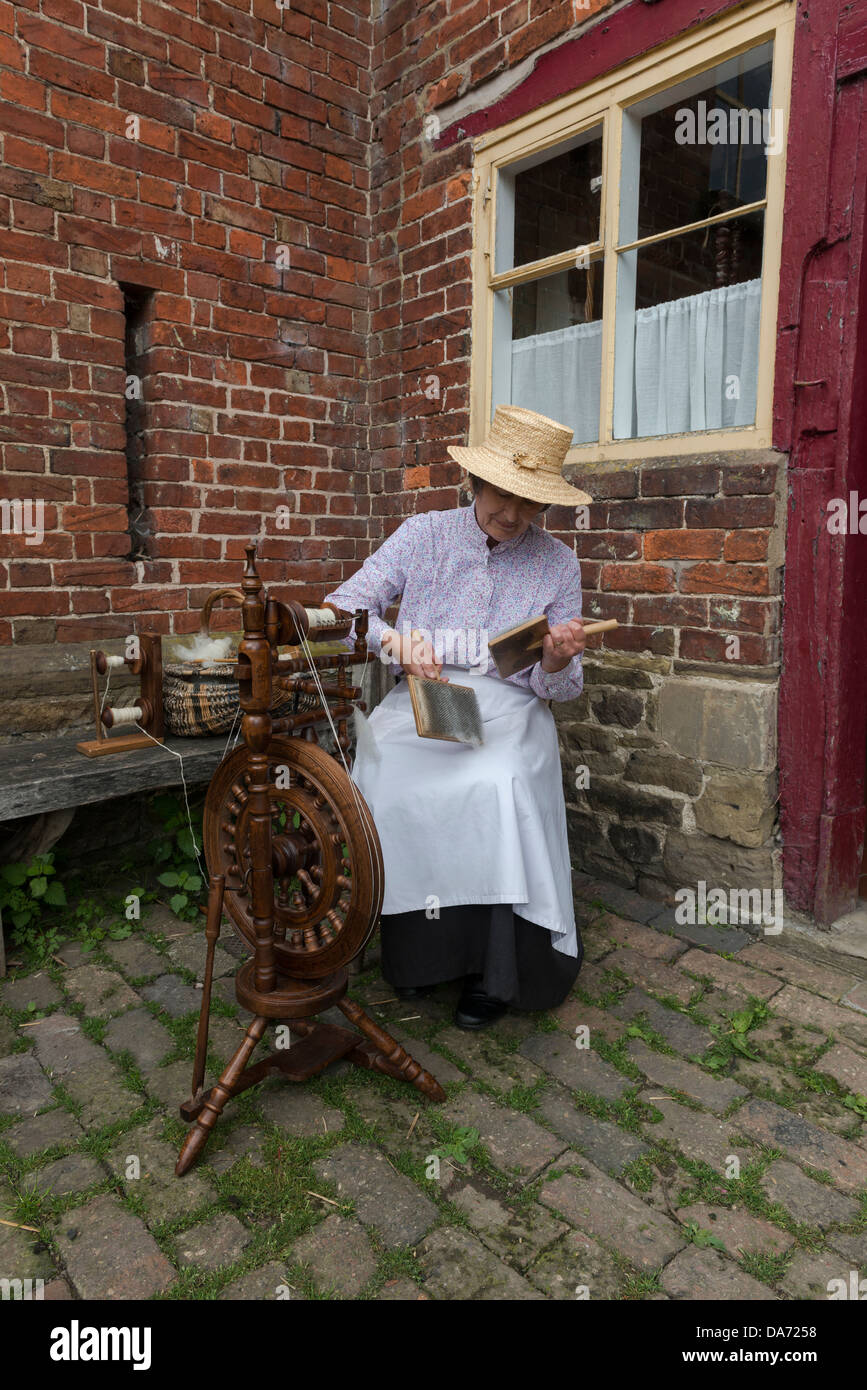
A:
[{"xmin": 462, "ymin": 500, "xmax": 533, "ymax": 555}]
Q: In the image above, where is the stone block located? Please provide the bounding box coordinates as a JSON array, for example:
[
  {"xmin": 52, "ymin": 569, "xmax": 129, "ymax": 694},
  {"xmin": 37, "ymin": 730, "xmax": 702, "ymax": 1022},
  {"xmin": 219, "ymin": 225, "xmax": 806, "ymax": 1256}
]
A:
[{"xmin": 657, "ymin": 677, "xmax": 777, "ymax": 772}]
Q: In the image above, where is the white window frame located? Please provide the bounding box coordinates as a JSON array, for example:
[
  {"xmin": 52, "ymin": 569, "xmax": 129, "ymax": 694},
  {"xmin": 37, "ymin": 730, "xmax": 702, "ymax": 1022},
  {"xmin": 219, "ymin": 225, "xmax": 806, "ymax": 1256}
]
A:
[{"xmin": 468, "ymin": 0, "xmax": 796, "ymax": 465}]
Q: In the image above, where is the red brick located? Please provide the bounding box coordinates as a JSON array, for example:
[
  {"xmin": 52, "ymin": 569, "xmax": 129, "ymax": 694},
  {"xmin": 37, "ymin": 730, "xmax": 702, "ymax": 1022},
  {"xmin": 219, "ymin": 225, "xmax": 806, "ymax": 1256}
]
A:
[
  {"xmin": 645, "ymin": 529, "xmax": 723, "ymax": 560},
  {"xmin": 601, "ymin": 563, "xmax": 676, "ymax": 593},
  {"xmin": 681, "ymin": 563, "xmax": 770, "ymax": 596}
]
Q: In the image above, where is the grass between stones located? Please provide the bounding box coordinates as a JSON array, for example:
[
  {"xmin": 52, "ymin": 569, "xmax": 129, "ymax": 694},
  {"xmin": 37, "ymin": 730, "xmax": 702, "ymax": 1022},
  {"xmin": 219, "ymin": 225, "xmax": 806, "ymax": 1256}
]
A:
[{"xmin": 3, "ymin": 895, "xmax": 867, "ymax": 1299}]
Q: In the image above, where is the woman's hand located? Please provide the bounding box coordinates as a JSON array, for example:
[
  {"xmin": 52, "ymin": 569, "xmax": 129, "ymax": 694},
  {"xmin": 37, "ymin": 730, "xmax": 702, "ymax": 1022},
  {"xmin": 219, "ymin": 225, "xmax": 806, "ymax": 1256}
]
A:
[
  {"xmin": 382, "ymin": 628, "xmax": 449, "ymax": 681},
  {"xmin": 541, "ymin": 618, "xmax": 586, "ymax": 674}
]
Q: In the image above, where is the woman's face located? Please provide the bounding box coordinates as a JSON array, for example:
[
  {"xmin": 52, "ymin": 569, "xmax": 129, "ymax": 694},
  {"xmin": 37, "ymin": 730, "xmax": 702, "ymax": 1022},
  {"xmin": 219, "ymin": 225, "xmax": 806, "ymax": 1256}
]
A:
[{"xmin": 473, "ymin": 480, "xmax": 545, "ymax": 543}]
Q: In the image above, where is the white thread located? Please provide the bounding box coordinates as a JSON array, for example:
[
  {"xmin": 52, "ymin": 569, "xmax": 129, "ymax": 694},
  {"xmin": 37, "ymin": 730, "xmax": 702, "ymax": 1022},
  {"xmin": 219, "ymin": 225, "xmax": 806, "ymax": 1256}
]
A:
[
  {"xmin": 304, "ymin": 606, "xmax": 339, "ymax": 630},
  {"xmin": 296, "ymin": 630, "xmax": 383, "ymax": 918},
  {"xmin": 99, "ymin": 664, "xmax": 112, "ymax": 717},
  {"xmin": 133, "ymin": 723, "xmax": 207, "ymax": 882},
  {"xmin": 102, "ymin": 654, "xmax": 126, "ymax": 669},
  {"xmin": 108, "ymin": 704, "xmax": 142, "ymax": 726},
  {"xmin": 222, "ymin": 703, "xmax": 243, "ymax": 761}
]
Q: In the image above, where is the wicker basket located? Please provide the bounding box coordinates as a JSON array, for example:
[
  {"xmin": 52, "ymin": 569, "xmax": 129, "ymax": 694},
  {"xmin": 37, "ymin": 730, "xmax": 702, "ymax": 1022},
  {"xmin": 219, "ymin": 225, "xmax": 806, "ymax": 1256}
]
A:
[{"xmin": 162, "ymin": 660, "xmax": 310, "ymax": 737}]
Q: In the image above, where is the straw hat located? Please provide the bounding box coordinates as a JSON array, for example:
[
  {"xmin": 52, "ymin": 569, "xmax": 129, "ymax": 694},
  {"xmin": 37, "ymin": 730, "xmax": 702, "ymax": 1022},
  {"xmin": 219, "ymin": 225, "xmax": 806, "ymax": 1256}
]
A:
[{"xmin": 448, "ymin": 405, "xmax": 593, "ymax": 507}]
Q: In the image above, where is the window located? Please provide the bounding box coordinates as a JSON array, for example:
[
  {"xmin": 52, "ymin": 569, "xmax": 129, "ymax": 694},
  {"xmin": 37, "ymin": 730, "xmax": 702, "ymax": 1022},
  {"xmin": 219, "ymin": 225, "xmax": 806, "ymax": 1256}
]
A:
[{"xmin": 470, "ymin": 0, "xmax": 794, "ymax": 462}]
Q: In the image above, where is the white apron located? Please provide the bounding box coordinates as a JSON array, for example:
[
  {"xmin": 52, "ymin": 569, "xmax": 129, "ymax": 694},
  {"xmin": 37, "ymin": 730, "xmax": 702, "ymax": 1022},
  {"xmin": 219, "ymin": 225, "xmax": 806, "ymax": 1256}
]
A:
[{"xmin": 351, "ymin": 665, "xmax": 578, "ymax": 958}]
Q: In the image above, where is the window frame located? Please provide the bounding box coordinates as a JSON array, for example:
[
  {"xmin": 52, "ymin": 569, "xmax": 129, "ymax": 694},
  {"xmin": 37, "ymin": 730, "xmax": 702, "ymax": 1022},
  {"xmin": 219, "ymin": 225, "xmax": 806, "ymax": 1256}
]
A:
[{"xmin": 468, "ymin": 0, "xmax": 796, "ymax": 465}]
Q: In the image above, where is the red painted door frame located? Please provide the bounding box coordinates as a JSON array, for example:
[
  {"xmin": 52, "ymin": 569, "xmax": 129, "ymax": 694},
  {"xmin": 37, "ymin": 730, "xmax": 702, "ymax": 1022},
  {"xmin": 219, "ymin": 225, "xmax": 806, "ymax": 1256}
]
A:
[{"xmin": 776, "ymin": 1, "xmax": 867, "ymax": 923}]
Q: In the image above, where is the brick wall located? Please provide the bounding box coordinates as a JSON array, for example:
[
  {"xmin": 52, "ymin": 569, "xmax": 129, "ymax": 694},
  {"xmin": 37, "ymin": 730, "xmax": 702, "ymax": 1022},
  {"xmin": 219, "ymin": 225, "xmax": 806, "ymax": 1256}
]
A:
[
  {"xmin": 0, "ymin": 0, "xmax": 373, "ymax": 649},
  {"xmin": 365, "ymin": 0, "xmax": 785, "ymax": 901},
  {"xmin": 1, "ymin": 0, "xmax": 787, "ymax": 902}
]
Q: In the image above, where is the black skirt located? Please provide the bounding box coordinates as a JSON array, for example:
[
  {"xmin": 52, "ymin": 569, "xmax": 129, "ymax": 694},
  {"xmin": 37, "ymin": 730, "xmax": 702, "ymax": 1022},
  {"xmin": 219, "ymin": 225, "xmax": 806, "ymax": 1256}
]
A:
[{"xmin": 379, "ymin": 903, "xmax": 583, "ymax": 1011}]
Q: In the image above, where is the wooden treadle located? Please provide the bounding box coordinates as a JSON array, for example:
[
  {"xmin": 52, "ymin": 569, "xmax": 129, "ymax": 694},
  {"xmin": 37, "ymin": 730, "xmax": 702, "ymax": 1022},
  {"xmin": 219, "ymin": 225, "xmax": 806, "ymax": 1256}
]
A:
[{"xmin": 266, "ymin": 1022, "xmax": 360, "ymax": 1079}]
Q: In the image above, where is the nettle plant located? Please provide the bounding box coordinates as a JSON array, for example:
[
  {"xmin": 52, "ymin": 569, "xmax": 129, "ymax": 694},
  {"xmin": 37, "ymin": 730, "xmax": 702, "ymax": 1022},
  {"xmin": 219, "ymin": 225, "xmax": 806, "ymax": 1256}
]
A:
[
  {"xmin": 147, "ymin": 793, "xmax": 206, "ymax": 921},
  {"xmin": 0, "ymin": 853, "xmax": 67, "ymax": 940},
  {"xmin": 0, "ymin": 853, "xmax": 143, "ymax": 965}
]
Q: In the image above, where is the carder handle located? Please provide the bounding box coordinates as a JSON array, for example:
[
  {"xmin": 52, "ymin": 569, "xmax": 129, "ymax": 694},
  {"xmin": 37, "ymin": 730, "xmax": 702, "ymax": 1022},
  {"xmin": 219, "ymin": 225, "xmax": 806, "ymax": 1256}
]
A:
[{"xmin": 528, "ymin": 617, "xmax": 619, "ymax": 650}]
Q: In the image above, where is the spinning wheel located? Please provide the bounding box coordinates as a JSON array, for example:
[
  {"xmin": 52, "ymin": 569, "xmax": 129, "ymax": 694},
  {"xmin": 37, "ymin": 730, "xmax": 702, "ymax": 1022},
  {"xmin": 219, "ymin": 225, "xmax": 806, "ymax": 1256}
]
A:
[
  {"xmin": 175, "ymin": 546, "xmax": 445, "ymax": 1176},
  {"xmin": 204, "ymin": 738, "xmax": 383, "ymax": 979}
]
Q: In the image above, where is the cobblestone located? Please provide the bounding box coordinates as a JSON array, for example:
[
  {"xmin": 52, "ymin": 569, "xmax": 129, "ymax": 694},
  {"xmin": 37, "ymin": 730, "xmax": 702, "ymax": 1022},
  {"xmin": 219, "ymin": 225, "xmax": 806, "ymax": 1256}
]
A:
[
  {"xmin": 444, "ymin": 1088, "xmax": 567, "ymax": 1181},
  {"xmin": 291, "ymin": 1214, "xmax": 377, "ymax": 1297},
  {"xmin": 258, "ymin": 1086, "xmax": 346, "ymax": 1136},
  {"xmin": 104, "ymin": 935, "xmax": 167, "ymax": 980},
  {"xmin": 606, "ymin": 948, "xmax": 696, "ymax": 1004},
  {"xmin": 778, "ymin": 1249, "xmax": 848, "ymax": 1300},
  {"xmin": 627, "ymin": 1039, "xmax": 748, "ymax": 1112},
  {"xmin": 661, "ymin": 1247, "xmax": 778, "ymax": 1299},
  {"xmin": 759, "ymin": 1158, "xmax": 860, "ymax": 1225},
  {"xmin": 107, "ymin": 1118, "xmax": 215, "ymax": 1223},
  {"xmin": 536, "ymin": 1086, "xmax": 650, "ymax": 1175},
  {"xmin": 63, "ymin": 965, "xmax": 139, "ymax": 1019},
  {"xmin": 611, "ymin": 989, "xmax": 710, "ymax": 1055},
  {"xmin": 768, "ymin": 985, "xmax": 867, "ymax": 1049},
  {"xmin": 736, "ymin": 944, "xmax": 860, "ymax": 1001},
  {"xmin": 732, "ymin": 1098, "xmax": 867, "ymax": 1193},
  {"xmin": 0, "ymin": 971, "xmax": 62, "ymax": 1011},
  {"xmin": 55, "ymin": 1194, "xmax": 175, "ymax": 1298},
  {"xmin": 104, "ymin": 1008, "xmax": 174, "ymax": 1069},
  {"xmin": 176, "ymin": 1213, "xmax": 252, "ymax": 1271},
  {"xmin": 433, "ymin": 1025, "xmax": 543, "ymax": 1090},
  {"xmin": 677, "ymin": 949, "xmax": 782, "ymax": 1000},
  {"xmin": 519, "ymin": 1031, "xmax": 632, "ymax": 1100},
  {"xmin": 674, "ymin": 1202, "xmax": 792, "ymax": 1257},
  {"xmin": 640, "ymin": 1095, "xmax": 743, "ymax": 1174},
  {"xmin": 540, "ymin": 1160, "xmax": 685, "ymax": 1268},
  {"xmin": 416, "ymin": 1226, "xmax": 544, "ymax": 1299},
  {"xmin": 32, "ymin": 1153, "xmax": 106, "ymax": 1197},
  {"xmin": 218, "ymin": 1261, "xmax": 294, "ymax": 1300},
  {"xmin": 2, "ymin": 1107, "xmax": 83, "ymax": 1158},
  {"xmin": 313, "ymin": 1144, "xmax": 438, "ymax": 1248},
  {"xmin": 0, "ymin": 1052, "xmax": 54, "ymax": 1116},
  {"xmin": 141, "ymin": 974, "xmax": 202, "ymax": 1018},
  {"xmin": 527, "ymin": 1227, "xmax": 628, "ymax": 1299},
  {"xmin": 452, "ymin": 1182, "xmax": 568, "ymax": 1270},
  {"xmin": 813, "ymin": 1042, "xmax": 867, "ymax": 1097},
  {"xmin": 596, "ymin": 915, "xmax": 688, "ymax": 961},
  {"xmin": 2, "ymin": 878, "xmax": 864, "ymax": 1302}
]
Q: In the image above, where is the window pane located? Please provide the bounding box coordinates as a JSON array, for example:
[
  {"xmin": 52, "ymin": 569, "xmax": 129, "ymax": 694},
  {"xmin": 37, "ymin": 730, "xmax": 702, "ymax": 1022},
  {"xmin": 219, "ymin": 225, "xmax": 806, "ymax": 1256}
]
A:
[
  {"xmin": 493, "ymin": 262, "xmax": 603, "ymax": 445},
  {"xmin": 627, "ymin": 43, "xmax": 773, "ymax": 243},
  {"xmin": 495, "ymin": 127, "xmax": 603, "ymax": 274},
  {"xmin": 613, "ymin": 211, "xmax": 763, "ymax": 440}
]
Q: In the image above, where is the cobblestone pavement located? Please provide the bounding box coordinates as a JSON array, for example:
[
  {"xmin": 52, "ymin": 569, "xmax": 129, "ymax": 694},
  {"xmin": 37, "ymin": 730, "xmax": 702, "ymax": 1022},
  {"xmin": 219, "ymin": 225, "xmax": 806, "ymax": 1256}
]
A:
[{"xmin": 2, "ymin": 877, "xmax": 867, "ymax": 1301}]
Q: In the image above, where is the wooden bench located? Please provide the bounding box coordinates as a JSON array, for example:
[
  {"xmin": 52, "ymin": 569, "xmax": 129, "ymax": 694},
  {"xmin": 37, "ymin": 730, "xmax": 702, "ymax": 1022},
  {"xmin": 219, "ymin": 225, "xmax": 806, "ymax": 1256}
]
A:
[{"xmin": 0, "ymin": 733, "xmax": 229, "ymax": 977}]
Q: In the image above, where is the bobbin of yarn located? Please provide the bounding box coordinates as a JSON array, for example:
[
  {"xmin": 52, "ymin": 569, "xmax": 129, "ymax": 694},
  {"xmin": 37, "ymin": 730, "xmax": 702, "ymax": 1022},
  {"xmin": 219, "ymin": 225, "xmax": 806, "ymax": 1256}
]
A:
[
  {"xmin": 77, "ymin": 634, "xmax": 165, "ymax": 758},
  {"xmin": 266, "ymin": 598, "xmax": 352, "ymax": 647},
  {"xmin": 101, "ymin": 700, "xmax": 153, "ymax": 729}
]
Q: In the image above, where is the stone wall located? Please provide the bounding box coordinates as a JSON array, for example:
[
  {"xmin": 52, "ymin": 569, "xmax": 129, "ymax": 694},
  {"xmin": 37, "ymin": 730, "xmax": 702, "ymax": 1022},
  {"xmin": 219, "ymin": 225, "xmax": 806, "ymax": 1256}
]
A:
[{"xmin": 557, "ymin": 446, "xmax": 786, "ymax": 904}]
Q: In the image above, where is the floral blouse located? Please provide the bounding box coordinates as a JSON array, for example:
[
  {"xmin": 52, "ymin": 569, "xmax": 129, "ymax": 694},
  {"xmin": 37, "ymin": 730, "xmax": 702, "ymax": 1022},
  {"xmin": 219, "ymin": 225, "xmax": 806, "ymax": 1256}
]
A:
[{"xmin": 323, "ymin": 500, "xmax": 584, "ymax": 702}]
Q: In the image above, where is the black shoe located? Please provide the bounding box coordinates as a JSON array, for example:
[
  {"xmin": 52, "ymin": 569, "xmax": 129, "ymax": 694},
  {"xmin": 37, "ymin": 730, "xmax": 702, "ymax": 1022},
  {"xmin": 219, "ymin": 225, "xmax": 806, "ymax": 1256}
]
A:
[
  {"xmin": 395, "ymin": 984, "xmax": 435, "ymax": 1000},
  {"xmin": 454, "ymin": 988, "xmax": 508, "ymax": 1030}
]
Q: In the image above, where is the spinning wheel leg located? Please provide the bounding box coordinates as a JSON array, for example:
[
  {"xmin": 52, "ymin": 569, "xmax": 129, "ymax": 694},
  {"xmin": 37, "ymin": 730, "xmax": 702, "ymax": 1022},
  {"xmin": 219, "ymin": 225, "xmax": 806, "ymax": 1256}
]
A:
[
  {"xmin": 337, "ymin": 995, "xmax": 447, "ymax": 1102},
  {"xmin": 175, "ymin": 1015, "xmax": 267, "ymax": 1176}
]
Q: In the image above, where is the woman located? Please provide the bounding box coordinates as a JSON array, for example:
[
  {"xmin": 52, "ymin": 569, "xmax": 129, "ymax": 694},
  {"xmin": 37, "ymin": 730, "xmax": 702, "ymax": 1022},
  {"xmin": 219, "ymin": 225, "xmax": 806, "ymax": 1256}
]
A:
[{"xmin": 324, "ymin": 405, "xmax": 593, "ymax": 1030}]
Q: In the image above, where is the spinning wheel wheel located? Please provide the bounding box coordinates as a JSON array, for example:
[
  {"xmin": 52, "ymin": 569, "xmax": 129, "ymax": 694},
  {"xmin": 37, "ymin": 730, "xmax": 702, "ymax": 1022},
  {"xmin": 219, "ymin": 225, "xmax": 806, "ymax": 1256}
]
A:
[
  {"xmin": 175, "ymin": 545, "xmax": 446, "ymax": 1177},
  {"xmin": 204, "ymin": 738, "xmax": 383, "ymax": 979}
]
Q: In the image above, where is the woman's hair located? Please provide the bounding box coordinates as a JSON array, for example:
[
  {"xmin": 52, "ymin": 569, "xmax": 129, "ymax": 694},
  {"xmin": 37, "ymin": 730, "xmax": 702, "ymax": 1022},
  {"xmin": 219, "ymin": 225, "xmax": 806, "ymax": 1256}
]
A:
[{"xmin": 468, "ymin": 472, "xmax": 551, "ymax": 511}]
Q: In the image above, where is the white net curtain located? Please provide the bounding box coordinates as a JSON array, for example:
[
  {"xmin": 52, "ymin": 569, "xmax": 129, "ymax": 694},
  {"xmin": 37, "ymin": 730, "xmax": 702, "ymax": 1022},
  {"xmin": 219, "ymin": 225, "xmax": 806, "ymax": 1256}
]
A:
[{"xmin": 510, "ymin": 277, "xmax": 761, "ymax": 443}]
